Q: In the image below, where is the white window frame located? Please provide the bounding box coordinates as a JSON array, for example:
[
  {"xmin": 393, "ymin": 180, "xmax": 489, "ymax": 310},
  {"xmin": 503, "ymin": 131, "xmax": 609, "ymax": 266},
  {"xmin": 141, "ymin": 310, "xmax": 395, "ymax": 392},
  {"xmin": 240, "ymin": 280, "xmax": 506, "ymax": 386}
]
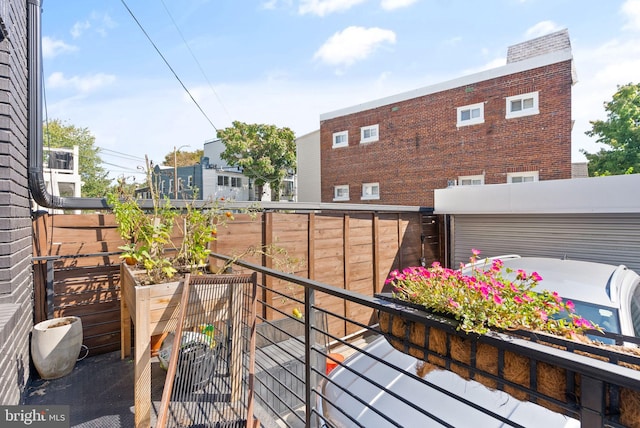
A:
[
  {"xmin": 507, "ymin": 171, "xmax": 539, "ymax": 183},
  {"xmin": 456, "ymin": 102, "xmax": 484, "ymax": 127},
  {"xmin": 332, "ymin": 131, "xmax": 348, "ymax": 148},
  {"xmin": 361, "ymin": 182, "xmax": 380, "ymax": 200},
  {"xmin": 360, "ymin": 124, "xmax": 379, "ymax": 144},
  {"xmin": 333, "ymin": 185, "xmax": 349, "ymax": 201},
  {"xmin": 458, "ymin": 175, "xmax": 484, "ymax": 186},
  {"xmin": 505, "ymin": 91, "xmax": 539, "ymax": 119}
]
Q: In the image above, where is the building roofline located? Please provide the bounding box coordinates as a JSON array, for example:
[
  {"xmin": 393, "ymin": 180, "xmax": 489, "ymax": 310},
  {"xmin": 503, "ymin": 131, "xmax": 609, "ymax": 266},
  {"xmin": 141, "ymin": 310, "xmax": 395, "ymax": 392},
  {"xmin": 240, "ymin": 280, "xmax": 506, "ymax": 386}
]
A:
[{"xmin": 320, "ymin": 49, "xmax": 573, "ymax": 121}]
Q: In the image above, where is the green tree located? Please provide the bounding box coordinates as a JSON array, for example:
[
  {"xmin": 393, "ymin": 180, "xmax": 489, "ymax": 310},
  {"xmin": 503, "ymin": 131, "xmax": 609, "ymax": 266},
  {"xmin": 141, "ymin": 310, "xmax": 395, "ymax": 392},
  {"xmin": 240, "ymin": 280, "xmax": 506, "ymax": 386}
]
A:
[
  {"xmin": 217, "ymin": 121, "xmax": 296, "ymax": 201},
  {"xmin": 162, "ymin": 149, "xmax": 203, "ymax": 167},
  {"xmin": 43, "ymin": 119, "xmax": 111, "ymax": 197},
  {"xmin": 582, "ymin": 82, "xmax": 640, "ymax": 176}
]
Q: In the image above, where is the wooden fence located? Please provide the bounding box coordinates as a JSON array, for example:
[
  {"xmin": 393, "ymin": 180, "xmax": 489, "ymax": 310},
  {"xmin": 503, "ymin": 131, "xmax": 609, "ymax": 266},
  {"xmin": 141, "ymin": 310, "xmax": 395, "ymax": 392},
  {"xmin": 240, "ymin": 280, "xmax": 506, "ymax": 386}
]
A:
[{"xmin": 32, "ymin": 209, "xmax": 441, "ymax": 356}]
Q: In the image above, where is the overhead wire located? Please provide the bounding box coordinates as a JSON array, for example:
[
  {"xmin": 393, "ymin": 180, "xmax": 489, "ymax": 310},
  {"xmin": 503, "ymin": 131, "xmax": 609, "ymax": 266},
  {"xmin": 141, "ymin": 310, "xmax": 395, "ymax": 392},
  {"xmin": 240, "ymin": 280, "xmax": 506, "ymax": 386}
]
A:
[
  {"xmin": 119, "ymin": 0, "xmax": 218, "ymax": 132},
  {"xmin": 97, "ymin": 147, "xmax": 146, "ymax": 162},
  {"xmin": 159, "ymin": 0, "xmax": 233, "ymax": 124}
]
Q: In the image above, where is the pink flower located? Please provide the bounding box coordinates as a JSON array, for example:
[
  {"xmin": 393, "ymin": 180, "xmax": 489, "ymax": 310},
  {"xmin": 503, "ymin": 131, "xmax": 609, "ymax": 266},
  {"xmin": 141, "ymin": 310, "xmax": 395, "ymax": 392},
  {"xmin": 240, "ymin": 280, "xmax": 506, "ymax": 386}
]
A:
[
  {"xmin": 514, "ymin": 296, "xmax": 523, "ymax": 304},
  {"xmin": 573, "ymin": 317, "xmax": 593, "ymax": 329},
  {"xmin": 516, "ymin": 269, "xmax": 527, "ymax": 280},
  {"xmin": 471, "ymin": 249, "xmax": 481, "ymax": 256},
  {"xmin": 493, "ymin": 294, "xmax": 503, "ymax": 304},
  {"xmin": 537, "ymin": 310, "xmax": 548, "ymax": 321},
  {"xmin": 530, "ymin": 271, "xmax": 542, "ymax": 282},
  {"xmin": 448, "ymin": 298, "xmax": 460, "ymax": 309},
  {"xmin": 565, "ymin": 300, "xmax": 575, "ymax": 312}
]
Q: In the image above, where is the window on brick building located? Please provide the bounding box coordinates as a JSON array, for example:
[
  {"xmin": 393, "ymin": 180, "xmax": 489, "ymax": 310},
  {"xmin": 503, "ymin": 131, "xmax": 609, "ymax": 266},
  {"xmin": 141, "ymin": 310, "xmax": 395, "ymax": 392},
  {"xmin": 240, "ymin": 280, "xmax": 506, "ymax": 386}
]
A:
[
  {"xmin": 458, "ymin": 175, "xmax": 484, "ymax": 186},
  {"xmin": 361, "ymin": 182, "xmax": 380, "ymax": 200},
  {"xmin": 360, "ymin": 125, "xmax": 379, "ymax": 143},
  {"xmin": 333, "ymin": 131, "xmax": 348, "ymax": 148},
  {"xmin": 456, "ymin": 103, "xmax": 484, "ymax": 126},
  {"xmin": 334, "ymin": 185, "xmax": 349, "ymax": 201},
  {"xmin": 506, "ymin": 92, "xmax": 539, "ymax": 119},
  {"xmin": 507, "ymin": 171, "xmax": 538, "ymax": 183}
]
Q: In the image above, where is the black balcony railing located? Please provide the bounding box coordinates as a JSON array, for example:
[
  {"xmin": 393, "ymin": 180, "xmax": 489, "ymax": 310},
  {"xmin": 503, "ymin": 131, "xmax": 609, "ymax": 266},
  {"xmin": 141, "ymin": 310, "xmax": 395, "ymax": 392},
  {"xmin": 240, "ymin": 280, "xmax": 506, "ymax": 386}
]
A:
[{"xmin": 210, "ymin": 252, "xmax": 640, "ymax": 428}]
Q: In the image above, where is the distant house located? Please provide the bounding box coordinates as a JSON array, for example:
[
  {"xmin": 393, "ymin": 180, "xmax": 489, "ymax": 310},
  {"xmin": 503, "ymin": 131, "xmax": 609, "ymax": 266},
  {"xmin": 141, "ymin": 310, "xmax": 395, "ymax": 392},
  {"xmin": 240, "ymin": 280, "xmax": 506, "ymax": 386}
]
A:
[
  {"xmin": 201, "ymin": 138, "xmax": 296, "ymax": 202},
  {"xmin": 147, "ymin": 138, "xmax": 300, "ymax": 202},
  {"xmin": 34, "ymin": 146, "xmax": 82, "ymax": 213},
  {"xmin": 319, "ymin": 29, "xmax": 576, "ymax": 206}
]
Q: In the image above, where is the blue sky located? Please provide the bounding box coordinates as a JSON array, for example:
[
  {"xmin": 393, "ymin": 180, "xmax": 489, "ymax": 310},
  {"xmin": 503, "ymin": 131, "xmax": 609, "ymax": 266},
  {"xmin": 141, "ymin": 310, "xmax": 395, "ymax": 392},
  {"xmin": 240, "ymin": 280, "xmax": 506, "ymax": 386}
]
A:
[{"xmin": 42, "ymin": 0, "xmax": 640, "ymax": 182}]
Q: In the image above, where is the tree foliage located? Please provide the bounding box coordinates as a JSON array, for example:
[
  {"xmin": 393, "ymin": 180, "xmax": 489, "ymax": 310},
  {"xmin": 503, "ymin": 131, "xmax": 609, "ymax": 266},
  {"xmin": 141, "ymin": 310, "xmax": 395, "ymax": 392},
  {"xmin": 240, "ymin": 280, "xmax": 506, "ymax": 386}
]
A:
[
  {"xmin": 582, "ymin": 82, "xmax": 640, "ymax": 176},
  {"xmin": 217, "ymin": 121, "xmax": 296, "ymax": 201},
  {"xmin": 43, "ymin": 119, "xmax": 111, "ymax": 197},
  {"xmin": 162, "ymin": 149, "xmax": 203, "ymax": 167}
]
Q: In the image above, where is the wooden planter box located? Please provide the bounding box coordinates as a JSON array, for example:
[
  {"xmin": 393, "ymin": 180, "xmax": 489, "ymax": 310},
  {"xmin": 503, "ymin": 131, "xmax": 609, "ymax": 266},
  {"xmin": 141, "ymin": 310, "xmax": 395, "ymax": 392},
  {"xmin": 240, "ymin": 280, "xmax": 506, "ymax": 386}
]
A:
[
  {"xmin": 120, "ymin": 264, "xmax": 256, "ymax": 428},
  {"xmin": 376, "ymin": 294, "xmax": 640, "ymax": 428}
]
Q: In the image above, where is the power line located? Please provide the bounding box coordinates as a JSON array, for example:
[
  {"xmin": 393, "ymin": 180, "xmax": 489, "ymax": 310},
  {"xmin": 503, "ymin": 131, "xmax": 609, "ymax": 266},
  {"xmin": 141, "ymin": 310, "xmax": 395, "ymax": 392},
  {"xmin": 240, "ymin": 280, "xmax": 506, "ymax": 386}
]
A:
[
  {"xmin": 119, "ymin": 0, "xmax": 218, "ymax": 132},
  {"xmin": 97, "ymin": 147, "xmax": 146, "ymax": 162},
  {"xmin": 159, "ymin": 0, "xmax": 233, "ymax": 124}
]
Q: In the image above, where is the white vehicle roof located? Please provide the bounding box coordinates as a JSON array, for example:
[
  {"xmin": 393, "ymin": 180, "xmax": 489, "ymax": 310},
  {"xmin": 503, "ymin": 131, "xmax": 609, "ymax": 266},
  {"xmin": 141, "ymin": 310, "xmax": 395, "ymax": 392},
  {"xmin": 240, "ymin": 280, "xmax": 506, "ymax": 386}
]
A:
[
  {"xmin": 467, "ymin": 257, "xmax": 630, "ymax": 308},
  {"xmin": 321, "ymin": 336, "xmax": 579, "ymax": 428}
]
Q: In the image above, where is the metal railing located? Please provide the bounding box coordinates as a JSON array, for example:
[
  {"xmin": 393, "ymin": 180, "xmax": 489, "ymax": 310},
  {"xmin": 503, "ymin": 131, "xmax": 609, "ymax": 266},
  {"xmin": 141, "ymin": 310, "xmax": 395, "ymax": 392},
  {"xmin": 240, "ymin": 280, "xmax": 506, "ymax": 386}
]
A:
[{"xmin": 210, "ymin": 252, "xmax": 640, "ymax": 428}]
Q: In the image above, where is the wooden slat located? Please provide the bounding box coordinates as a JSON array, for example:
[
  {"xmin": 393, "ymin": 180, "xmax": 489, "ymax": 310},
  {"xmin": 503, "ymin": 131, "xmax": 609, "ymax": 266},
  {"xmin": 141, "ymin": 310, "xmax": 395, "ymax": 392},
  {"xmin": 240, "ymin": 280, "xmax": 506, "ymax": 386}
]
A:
[{"xmin": 33, "ymin": 210, "xmax": 435, "ymax": 359}]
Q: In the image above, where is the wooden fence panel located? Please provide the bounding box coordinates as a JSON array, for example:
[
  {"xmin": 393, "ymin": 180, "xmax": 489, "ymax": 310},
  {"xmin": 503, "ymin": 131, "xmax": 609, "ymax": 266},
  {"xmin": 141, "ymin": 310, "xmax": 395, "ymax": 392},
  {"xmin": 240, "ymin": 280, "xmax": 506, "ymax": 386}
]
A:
[{"xmin": 32, "ymin": 210, "xmax": 438, "ymax": 355}]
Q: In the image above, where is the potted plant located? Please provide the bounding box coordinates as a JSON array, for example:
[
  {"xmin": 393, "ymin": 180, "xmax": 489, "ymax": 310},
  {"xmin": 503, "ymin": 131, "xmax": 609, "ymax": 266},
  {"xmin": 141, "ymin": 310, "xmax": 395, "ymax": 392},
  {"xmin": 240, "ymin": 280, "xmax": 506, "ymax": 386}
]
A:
[{"xmin": 378, "ymin": 250, "xmax": 640, "ymax": 426}]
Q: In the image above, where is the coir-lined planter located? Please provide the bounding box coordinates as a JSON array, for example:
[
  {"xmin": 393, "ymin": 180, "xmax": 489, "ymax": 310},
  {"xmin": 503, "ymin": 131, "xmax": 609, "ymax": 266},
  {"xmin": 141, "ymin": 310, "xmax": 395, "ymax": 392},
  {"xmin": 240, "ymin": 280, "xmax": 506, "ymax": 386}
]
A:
[{"xmin": 375, "ymin": 293, "xmax": 640, "ymax": 428}]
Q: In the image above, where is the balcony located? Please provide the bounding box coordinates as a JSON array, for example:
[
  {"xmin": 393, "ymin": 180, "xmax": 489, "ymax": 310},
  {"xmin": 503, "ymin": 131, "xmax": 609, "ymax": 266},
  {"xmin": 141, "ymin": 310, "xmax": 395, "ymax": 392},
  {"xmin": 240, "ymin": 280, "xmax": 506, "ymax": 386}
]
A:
[
  {"xmin": 25, "ymin": 209, "xmax": 640, "ymax": 427},
  {"xmin": 25, "ymin": 259, "xmax": 640, "ymax": 427}
]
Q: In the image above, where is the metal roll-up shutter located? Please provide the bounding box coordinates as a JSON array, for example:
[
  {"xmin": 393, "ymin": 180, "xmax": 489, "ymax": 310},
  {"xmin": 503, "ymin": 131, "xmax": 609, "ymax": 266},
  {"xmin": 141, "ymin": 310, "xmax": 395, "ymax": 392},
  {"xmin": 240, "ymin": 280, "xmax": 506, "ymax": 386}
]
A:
[{"xmin": 451, "ymin": 213, "xmax": 640, "ymax": 273}]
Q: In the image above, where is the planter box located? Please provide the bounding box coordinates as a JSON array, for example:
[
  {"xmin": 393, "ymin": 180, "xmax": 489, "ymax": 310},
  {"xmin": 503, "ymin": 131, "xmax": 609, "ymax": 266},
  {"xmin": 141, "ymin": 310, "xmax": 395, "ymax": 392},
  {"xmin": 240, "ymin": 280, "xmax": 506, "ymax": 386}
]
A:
[
  {"xmin": 376, "ymin": 294, "xmax": 640, "ymax": 428},
  {"xmin": 120, "ymin": 264, "xmax": 257, "ymax": 428}
]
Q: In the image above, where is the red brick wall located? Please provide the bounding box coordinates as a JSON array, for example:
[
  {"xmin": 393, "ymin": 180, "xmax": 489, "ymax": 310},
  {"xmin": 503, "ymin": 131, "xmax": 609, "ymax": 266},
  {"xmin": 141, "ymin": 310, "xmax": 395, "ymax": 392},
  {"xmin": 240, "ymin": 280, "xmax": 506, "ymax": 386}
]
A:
[{"xmin": 320, "ymin": 60, "xmax": 573, "ymax": 207}]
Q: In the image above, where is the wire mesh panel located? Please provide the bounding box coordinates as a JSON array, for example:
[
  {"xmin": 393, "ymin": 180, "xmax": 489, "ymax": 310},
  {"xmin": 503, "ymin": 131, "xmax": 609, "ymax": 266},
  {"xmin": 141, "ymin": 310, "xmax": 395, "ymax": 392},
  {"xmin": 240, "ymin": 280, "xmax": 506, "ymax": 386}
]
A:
[{"xmin": 158, "ymin": 273, "xmax": 257, "ymax": 428}]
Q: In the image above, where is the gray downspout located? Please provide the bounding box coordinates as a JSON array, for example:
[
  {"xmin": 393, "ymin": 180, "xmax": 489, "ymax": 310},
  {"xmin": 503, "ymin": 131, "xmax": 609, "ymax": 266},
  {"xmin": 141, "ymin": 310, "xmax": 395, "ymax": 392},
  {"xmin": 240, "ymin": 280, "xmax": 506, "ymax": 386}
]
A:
[{"xmin": 27, "ymin": 0, "xmax": 109, "ymax": 210}]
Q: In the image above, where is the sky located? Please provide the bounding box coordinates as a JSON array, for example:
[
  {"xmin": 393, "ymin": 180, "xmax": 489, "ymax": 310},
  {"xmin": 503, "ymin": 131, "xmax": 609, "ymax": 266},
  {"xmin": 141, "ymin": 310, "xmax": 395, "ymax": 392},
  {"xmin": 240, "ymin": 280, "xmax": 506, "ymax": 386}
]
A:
[{"xmin": 41, "ymin": 0, "xmax": 640, "ymax": 183}]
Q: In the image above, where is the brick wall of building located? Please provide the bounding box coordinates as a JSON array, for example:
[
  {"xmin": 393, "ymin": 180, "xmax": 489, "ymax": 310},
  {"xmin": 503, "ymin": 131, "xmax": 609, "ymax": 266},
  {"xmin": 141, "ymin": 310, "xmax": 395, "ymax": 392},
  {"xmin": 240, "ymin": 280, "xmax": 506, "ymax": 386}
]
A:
[
  {"xmin": 320, "ymin": 60, "xmax": 573, "ymax": 207},
  {"xmin": 0, "ymin": 0, "xmax": 34, "ymax": 404}
]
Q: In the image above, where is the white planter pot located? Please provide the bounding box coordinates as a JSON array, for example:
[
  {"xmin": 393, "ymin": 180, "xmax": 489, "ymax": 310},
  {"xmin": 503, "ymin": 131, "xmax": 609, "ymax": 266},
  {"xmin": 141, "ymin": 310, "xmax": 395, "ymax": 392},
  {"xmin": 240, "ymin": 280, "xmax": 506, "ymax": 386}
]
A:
[{"xmin": 31, "ymin": 316, "xmax": 83, "ymax": 380}]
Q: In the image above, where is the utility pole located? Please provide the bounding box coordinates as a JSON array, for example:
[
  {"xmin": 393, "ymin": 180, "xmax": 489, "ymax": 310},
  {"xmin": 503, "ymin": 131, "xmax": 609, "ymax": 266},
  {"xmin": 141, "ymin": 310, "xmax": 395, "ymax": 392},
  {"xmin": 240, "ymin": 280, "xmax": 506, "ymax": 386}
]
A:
[
  {"xmin": 173, "ymin": 145, "xmax": 189, "ymax": 198},
  {"xmin": 173, "ymin": 147, "xmax": 178, "ymax": 198}
]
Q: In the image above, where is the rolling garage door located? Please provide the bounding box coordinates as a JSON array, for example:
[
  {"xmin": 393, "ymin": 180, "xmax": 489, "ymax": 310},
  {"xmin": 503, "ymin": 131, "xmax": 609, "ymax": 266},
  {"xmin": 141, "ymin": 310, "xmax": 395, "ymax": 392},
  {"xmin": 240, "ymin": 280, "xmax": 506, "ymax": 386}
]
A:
[{"xmin": 451, "ymin": 213, "xmax": 640, "ymax": 274}]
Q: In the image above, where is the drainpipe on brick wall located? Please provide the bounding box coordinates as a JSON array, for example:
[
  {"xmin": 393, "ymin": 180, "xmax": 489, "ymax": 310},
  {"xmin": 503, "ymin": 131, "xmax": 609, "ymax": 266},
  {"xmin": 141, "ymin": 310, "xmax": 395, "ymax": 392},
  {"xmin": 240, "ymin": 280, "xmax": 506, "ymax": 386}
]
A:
[{"xmin": 27, "ymin": 0, "xmax": 109, "ymax": 211}]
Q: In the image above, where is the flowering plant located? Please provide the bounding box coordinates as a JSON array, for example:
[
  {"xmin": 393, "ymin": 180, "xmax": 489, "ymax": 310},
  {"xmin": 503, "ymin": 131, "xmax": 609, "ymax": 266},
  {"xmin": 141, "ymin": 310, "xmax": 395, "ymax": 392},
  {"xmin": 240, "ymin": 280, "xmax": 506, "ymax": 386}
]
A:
[{"xmin": 386, "ymin": 249, "xmax": 597, "ymax": 336}]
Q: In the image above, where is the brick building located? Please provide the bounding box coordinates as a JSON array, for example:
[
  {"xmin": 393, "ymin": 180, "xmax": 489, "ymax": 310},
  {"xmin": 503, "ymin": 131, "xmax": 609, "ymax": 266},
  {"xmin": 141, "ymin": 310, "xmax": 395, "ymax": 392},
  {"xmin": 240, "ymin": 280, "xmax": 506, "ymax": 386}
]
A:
[{"xmin": 319, "ymin": 29, "xmax": 576, "ymax": 207}]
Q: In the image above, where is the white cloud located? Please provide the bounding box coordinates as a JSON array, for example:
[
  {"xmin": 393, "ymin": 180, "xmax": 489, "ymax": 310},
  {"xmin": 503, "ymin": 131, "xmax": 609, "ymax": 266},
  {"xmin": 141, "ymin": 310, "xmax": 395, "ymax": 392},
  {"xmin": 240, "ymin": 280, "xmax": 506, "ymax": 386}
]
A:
[
  {"xmin": 524, "ymin": 20, "xmax": 563, "ymax": 39},
  {"xmin": 70, "ymin": 21, "xmax": 90, "ymax": 39},
  {"xmin": 313, "ymin": 26, "xmax": 396, "ymax": 70},
  {"xmin": 299, "ymin": 0, "xmax": 367, "ymax": 16},
  {"xmin": 380, "ymin": 0, "xmax": 418, "ymax": 11},
  {"xmin": 47, "ymin": 72, "xmax": 116, "ymax": 94},
  {"xmin": 443, "ymin": 36, "xmax": 462, "ymax": 46},
  {"xmin": 92, "ymin": 12, "xmax": 117, "ymax": 37},
  {"xmin": 42, "ymin": 37, "xmax": 77, "ymax": 59},
  {"xmin": 622, "ymin": 0, "xmax": 640, "ymax": 31}
]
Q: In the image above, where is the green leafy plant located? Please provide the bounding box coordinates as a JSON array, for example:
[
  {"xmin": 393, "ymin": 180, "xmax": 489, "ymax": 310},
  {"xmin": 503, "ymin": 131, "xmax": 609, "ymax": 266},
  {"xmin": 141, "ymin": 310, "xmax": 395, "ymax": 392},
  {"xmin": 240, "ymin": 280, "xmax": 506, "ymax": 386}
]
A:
[
  {"xmin": 386, "ymin": 249, "xmax": 597, "ymax": 336},
  {"xmin": 109, "ymin": 159, "xmax": 298, "ymax": 285}
]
